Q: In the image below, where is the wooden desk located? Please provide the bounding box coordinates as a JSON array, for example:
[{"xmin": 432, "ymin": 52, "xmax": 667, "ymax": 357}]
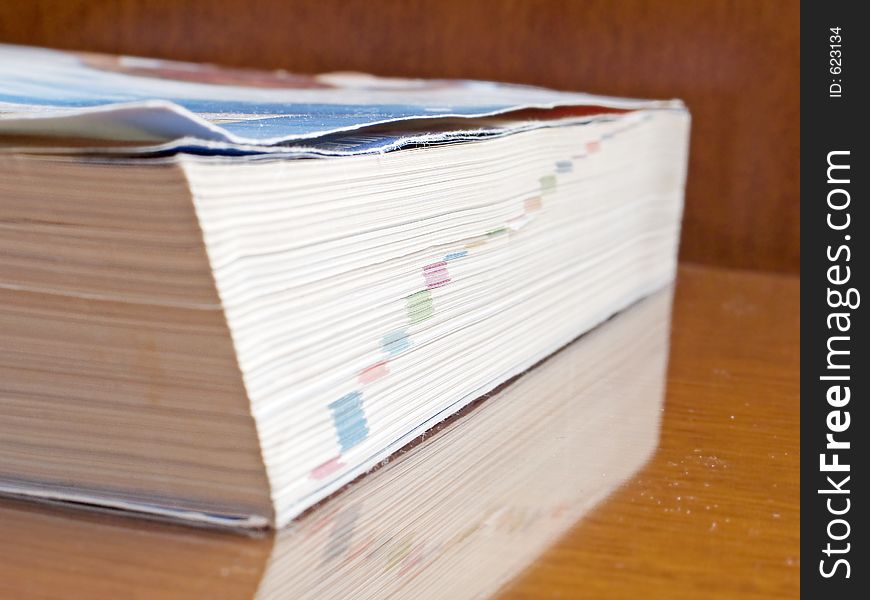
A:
[
  {"xmin": 0, "ymin": 264, "xmax": 799, "ymax": 598},
  {"xmin": 502, "ymin": 264, "xmax": 800, "ymax": 598}
]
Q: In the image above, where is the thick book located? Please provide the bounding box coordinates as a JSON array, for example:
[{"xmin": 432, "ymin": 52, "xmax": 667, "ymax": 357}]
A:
[{"xmin": 0, "ymin": 44, "xmax": 690, "ymax": 528}]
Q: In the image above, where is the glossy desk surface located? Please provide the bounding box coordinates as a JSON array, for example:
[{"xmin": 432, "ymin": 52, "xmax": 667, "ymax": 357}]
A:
[{"xmin": 0, "ymin": 264, "xmax": 799, "ymax": 599}]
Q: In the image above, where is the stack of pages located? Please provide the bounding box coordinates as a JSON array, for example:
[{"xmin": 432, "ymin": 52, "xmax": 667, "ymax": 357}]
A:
[
  {"xmin": 0, "ymin": 44, "xmax": 690, "ymax": 528},
  {"xmin": 1, "ymin": 287, "xmax": 672, "ymax": 600}
]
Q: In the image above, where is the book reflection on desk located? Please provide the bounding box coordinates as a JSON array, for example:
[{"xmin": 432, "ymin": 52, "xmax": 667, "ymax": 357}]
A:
[{"xmin": 0, "ymin": 287, "xmax": 672, "ymax": 600}]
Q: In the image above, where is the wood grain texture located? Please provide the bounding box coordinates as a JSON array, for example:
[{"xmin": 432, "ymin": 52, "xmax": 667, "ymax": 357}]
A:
[
  {"xmin": 500, "ymin": 264, "xmax": 800, "ymax": 599},
  {"xmin": 0, "ymin": 0, "xmax": 799, "ymax": 273}
]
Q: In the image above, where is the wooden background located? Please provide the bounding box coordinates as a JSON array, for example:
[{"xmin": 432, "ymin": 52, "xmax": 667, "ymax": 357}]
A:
[{"xmin": 0, "ymin": 0, "xmax": 800, "ymax": 273}]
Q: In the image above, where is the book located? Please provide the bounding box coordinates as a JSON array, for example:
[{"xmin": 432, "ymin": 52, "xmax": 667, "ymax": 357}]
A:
[
  {"xmin": 0, "ymin": 44, "xmax": 690, "ymax": 528},
  {"xmin": 0, "ymin": 287, "xmax": 672, "ymax": 599}
]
